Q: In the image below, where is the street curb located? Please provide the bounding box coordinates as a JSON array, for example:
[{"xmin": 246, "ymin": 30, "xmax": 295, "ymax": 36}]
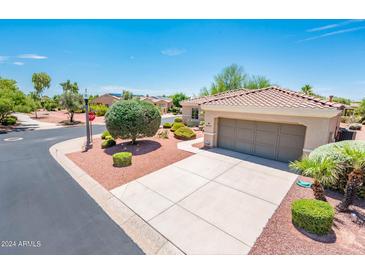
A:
[{"xmin": 49, "ymin": 135, "xmax": 184, "ymax": 255}]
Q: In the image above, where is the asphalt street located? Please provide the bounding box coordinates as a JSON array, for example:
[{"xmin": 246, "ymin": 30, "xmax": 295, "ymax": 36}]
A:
[{"xmin": 0, "ymin": 122, "xmax": 156, "ymax": 254}]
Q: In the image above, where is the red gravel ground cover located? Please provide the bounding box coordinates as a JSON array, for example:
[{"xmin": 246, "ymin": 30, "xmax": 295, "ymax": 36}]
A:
[
  {"xmin": 250, "ymin": 180, "xmax": 365, "ymax": 255},
  {"xmin": 28, "ymin": 110, "xmax": 105, "ymax": 125},
  {"xmin": 67, "ymin": 131, "xmax": 198, "ymax": 190}
]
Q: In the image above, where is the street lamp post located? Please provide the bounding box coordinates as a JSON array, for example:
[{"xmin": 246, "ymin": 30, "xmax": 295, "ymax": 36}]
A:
[{"xmin": 84, "ymin": 89, "xmax": 92, "ymax": 151}]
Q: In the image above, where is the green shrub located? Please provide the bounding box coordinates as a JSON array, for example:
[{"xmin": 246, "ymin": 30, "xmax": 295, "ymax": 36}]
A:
[
  {"xmin": 105, "ymin": 100, "xmax": 161, "ymax": 144},
  {"xmin": 163, "ymin": 122, "xmax": 172, "ymax": 128},
  {"xmin": 1, "ymin": 116, "xmax": 17, "ymax": 126},
  {"xmin": 309, "ymin": 140, "xmax": 365, "ymax": 197},
  {"xmin": 105, "ymin": 135, "xmax": 113, "ymax": 140},
  {"xmin": 291, "ymin": 199, "xmax": 334, "ymax": 235},
  {"xmin": 170, "ymin": 122, "xmax": 185, "ymax": 132},
  {"xmin": 174, "ymin": 117, "xmax": 183, "ymax": 123},
  {"xmin": 349, "ymin": 123, "xmax": 362, "ymax": 130},
  {"xmin": 174, "ymin": 126, "xmax": 196, "ymax": 140},
  {"xmin": 112, "ymin": 152, "xmax": 132, "ymax": 167},
  {"xmin": 101, "ymin": 130, "xmax": 111, "ymax": 139},
  {"xmin": 13, "ymin": 105, "xmax": 32, "ymax": 113},
  {"xmin": 91, "ymin": 104, "xmax": 108, "ymax": 116},
  {"xmin": 101, "ymin": 138, "xmax": 116, "ymax": 149}
]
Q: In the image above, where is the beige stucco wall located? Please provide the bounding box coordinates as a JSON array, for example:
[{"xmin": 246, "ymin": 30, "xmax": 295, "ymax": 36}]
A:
[
  {"xmin": 202, "ymin": 109, "xmax": 342, "ymax": 156},
  {"xmin": 182, "ymin": 105, "xmax": 203, "ymax": 125}
]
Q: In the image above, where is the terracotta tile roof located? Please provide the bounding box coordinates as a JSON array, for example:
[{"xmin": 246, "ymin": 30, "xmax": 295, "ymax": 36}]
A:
[
  {"xmin": 200, "ymin": 86, "xmax": 344, "ymax": 110},
  {"xmin": 181, "ymin": 88, "xmax": 250, "ymax": 105}
]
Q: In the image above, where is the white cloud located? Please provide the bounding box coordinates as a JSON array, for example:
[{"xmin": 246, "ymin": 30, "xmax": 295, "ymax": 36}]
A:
[
  {"xmin": 306, "ymin": 19, "xmax": 364, "ymax": 32},
  {"xmin": 161, "ymin": 48, "xmax": 186, "ymax": 56},
  {"xmin": 298, "ymin": 26, "xmax": 365, "ymax": 42},
  {"xmin": 0, "ymin": 56, "xmax": 9, "ymax": 63},
  {"xmin": 13, "ymin": 62, "xmax": 24, "ymax": 66},
  {"xmin": 17, "ymin": 53, "xmax": 48, "ymax": 59}
]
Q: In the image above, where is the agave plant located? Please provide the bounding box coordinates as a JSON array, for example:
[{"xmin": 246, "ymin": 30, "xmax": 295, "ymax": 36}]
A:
[
  {"xmin": 290, "ymin": 156, "xmax": 340, "ymax": 201},
  {"xmin": 336, "ymin": 144, "xmax": 365, "ymax": 211}
]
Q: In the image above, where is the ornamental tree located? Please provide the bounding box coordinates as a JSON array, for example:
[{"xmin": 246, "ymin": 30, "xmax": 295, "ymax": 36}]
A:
[{"xmin": 105, "ymin": 100, "xmax": 161, "ymax": 144}]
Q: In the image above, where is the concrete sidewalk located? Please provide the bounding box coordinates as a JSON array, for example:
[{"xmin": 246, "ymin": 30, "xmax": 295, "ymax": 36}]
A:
[{"xmin": 14, "ymin": 113, "xmax": 62, "ymax": 130}]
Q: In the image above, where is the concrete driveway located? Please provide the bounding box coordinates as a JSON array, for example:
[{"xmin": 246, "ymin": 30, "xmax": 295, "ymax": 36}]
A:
[{"xmin": 111, "ymin": 148, "xmax": 298, "ymax": 254}]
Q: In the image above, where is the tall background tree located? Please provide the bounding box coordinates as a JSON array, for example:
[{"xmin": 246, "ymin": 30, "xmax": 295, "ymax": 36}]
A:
[
  {"xmin": 31, "ymin": 72, "xmax": 51, "ymax": 118},
  {"xmin": 200, "ymin": 64, "xmax": 271, "ymax": 96},
  {"xmin": 122, "ymin": 90, "xmax": 133, "ymax": 100},
  {"xmin": 59, "ymin": 80, "xmax": 83, "ymax": 123},
  {"xmin": 170, "ymin": 92, "xmax": 189, "ymax": 108},
  {"xmin": 301, "ymin": 84, "xmax": 314, "ymax": 96}
]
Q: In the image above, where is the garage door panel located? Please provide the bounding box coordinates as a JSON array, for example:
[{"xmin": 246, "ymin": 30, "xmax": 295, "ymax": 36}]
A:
[
  {"xmin": 279, "ymin": 134, "xmax": 305, "ymax": 147},
  {"xmin": 235, "ymin": 142, "xmax": 253, "ymax": 154},
  {"xmin": 219, "ymin": 126, "xmax": 235, "ymax": 138},
  {"xmin": 254, "ymin": 144, "xmax": 277, "ymax": 160},
  {"xmin": 280, "ymin": 124, "xmax": 306, "ymax": 135},
  {"xmin": 218, "ymin": 118, "xmax": 305, "ymax": 162},
  {"xmin": 255, "ymin": 130, "xmax": 278, "ymax": 146},
  {"xmin": 236, "ymin": 120, "xmax": 255, "ymax": 129},
  {"xmin": 277, "ymin": 147, "xmax": 303, "ymax": 162},
  {"xmin": 220, "ymin": 118, "xmax": 236, "ymax": 127},
  {"xmin": 256, "ymin": 122, "xmax": 278, "ymax": 132},
  {"xmin": 236, "ymin": 128, "xmax": 254, "ymax": 142}
]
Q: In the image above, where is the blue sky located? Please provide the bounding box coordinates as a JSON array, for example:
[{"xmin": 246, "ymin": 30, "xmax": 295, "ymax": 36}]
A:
[{"xmin": 0, "ymin": 19, "xmax": 364, "ymax": 100}]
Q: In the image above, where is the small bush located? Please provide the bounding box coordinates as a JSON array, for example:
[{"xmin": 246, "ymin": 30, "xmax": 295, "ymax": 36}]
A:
[
  {"xmin": 157, "ymin": 129, "xmax": 169, "ymax": 139},
  {"xmin": 91, "ymin": 104, "xmax": 108, "ymax": 116},
  {"xmin": 174, "ymin": 117, "xmax": 183, "ymax": 123},
  {"xmin": 1, "ymin": 116, "xmax": 17, "ymax": 126},
  {"xmin": 105, "ymin": 135, "xmax": 113, "ymax": 140},
  {"xmin": 101, "ymin": 130, "xmax": 111, "ymax": 139},
  {"xmin": 349, "ymin": 123, "xmax": 362, "ymax": 130},
  {"xmin": 101, "ymin": 138, "xmax": 116, "ymax": 149},
  {"xmin": 174, "ymin": 126, "xmax": 196, "ymax": 140},
  {"xmin": 292, "ymin": 199, "xmax": 334, "ymax": 235},
  {"xmin": 170, "ymin": 122, "xmax": 185, "ymax": 132},
  {"xmin": 163, "ymin": 122, "xmax": 172, "ymax": 128},
  {"xmin": 14, "ymin": 105, "xmax": 32, "ymax": 113},
  {"xmin": 112, "ymin": 152, "xmax": 132, "ymax": 167}
]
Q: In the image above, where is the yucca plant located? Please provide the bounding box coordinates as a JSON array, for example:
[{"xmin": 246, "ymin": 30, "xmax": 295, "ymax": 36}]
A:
[
  {"xmin": 290, "ymin": 156, "xmax": 340, "ymax": 201},
  {"xmin": 336, "ymin": 144, "xmax": 365, "ymax": 211}
]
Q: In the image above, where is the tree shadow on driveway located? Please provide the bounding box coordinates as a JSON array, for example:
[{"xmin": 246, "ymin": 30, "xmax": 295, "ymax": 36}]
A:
[{"xmin": 103, "ymin": 139, "xmax": 161, "ymax": 156}]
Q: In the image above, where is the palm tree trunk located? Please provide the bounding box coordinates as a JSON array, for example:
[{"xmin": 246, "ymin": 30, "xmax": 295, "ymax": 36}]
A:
[
  {"xmin": 311, "ymin": 179, "xmax": 327, "ymax": 201},
  {"xmin": 70, "ymin": 112, "xmax": 74, "ymax": 123},
  {"xmin": 337, "ymin": 169, "xmax": 363, "ymax": 212}
]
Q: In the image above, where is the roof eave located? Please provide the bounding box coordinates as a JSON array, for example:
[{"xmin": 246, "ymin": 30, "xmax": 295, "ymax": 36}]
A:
[{"xmin": 201, "ymin": 104, "xmax": 342, "ymax": 118}]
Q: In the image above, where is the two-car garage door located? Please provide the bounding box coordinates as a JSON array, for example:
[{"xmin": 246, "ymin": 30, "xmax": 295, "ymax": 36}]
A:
[{"xmin": 218, "ymin": 118, "xmax": 306, "ymax": 162}]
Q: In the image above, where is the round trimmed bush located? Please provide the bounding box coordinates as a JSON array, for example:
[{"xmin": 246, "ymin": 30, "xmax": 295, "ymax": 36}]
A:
[
  {"xmin": 174, "ymin": 126, "xmax": 196, "ymax": 140},
  {"xmin": 101, "ymin": 138, "xmax": 116, "ymax": 149},
  {"xmin": 170, "ymin": 122, "xmax": 185, "ymax": 132},
  {"xmin": 174, "ymin": 117, "xmax": 183, "ymax": 123},
  {"xmin": 101, "ymin": 130, "xmax": 111, "ymax": 139},
  {"xmin": 113, "ymin": 152, "xmax": 132, "ymax": 167},
  {"xmin": 291, "ymin": 199, "xmax": 334, "ymax": 235},
  {"xmin": 163, "ymin": 122, "xmax": 172, "ymax": 128},
  {"xmin": 309, "ymin": 140, "xmax": 365, "ymax": 196},
  {"xmin": 105, "ymin": 100, "xmax": 161, "ymax": 144}
]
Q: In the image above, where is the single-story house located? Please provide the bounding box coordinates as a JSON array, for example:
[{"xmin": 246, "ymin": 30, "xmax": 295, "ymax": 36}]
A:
[
  {"xmin": 181, "ymin": 86, "xmax": 344, "ymax": 162},
  {"xmin": 90, "ymin": 93, "xmax": 121, "ymax": 107},
  {"xmin": 139, "ymin": 96, "xmax": 173, "ymax": 114}
]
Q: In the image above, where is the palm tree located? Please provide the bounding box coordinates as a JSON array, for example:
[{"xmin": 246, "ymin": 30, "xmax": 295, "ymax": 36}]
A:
[
  {"xmin": 336, "ymin": 144, "xmax": 365, "ymax": 211},
  {"xmin": 301, "ymin": 84, "xmax": 314, "ymax": 96},
  {"xmin": 290, "ymin": 156, "xmax": 340, "ymax": 201}
]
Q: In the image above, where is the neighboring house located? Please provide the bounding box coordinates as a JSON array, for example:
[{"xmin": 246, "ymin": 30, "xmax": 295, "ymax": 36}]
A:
[
  {"xmin": 182, "ymin": 86, "xmax": 344, "ymax": 162},
  {"xmin": 90, "ymin": 93, "xmax": 121, "ymax": 107},
  {"xmin": 139, "ymin": 96, "xmax": 173, "ymax": 114}
]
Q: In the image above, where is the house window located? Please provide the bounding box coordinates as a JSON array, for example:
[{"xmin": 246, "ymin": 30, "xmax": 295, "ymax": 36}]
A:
[{"xmin": 191, "ymin": 108, "xmax": 199, "ymax": 120}]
